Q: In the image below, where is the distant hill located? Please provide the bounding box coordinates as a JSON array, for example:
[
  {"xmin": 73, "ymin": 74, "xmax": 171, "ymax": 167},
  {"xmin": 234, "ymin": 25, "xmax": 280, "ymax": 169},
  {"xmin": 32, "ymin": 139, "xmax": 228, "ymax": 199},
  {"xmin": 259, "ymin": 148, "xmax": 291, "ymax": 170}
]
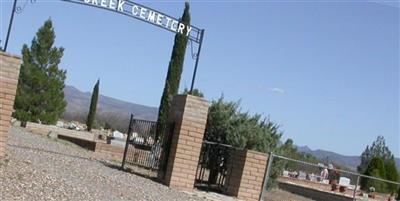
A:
[
  {"xmin": 63, "ymin": 85, "xmax": 399, "ymax": 171},
  {"xmin": 297, "ymin": 145, "xmax": 400, "ymax": 171},
  {"xmin": 63, "ymin": 85, "xmax": 158, "ymax": 131}
]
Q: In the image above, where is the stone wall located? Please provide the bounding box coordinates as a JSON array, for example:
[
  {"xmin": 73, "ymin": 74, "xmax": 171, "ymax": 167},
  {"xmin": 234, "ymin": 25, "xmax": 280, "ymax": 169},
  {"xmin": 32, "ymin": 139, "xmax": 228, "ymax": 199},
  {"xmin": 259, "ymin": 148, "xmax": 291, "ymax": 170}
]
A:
[
  {"xmin": 25, "ymin": 122, "xmax": 95, "ymax": 142},
  {"xmin": 25, "ymin": 122, "xmax": 97, "ymax": 150},
  {"xmin": 162, "ymin": 95, "xmax": 209, "ymax": 191},
  {"xmin": 0, "ymin": 52, "xmax": 21, "ymax": 157},
  {"xmin": 227, "ymin": 149, "xmax": 268, "ymax": 201}
]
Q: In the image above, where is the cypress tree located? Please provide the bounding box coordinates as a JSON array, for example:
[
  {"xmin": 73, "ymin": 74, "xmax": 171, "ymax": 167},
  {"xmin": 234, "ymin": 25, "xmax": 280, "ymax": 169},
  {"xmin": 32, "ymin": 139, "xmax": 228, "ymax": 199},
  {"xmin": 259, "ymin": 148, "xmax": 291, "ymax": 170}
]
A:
[
  {"xmin": 86, "ymin": 79, "xmax": 100, "ymax": 131},
  {"xmin": 13, "ymin": 19, "xmax": 67, "ymax": 125},
  {"xmin": 156, "ymin": 2, "xmax": 190, "ymax": 139}
]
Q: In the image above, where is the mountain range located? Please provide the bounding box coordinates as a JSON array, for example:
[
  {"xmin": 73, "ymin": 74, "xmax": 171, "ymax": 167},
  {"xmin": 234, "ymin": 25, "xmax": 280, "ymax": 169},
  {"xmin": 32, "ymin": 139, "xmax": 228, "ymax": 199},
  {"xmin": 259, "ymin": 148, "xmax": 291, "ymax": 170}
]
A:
[
  {"xmin": 297, "ymin": 145, "xmax": 400, "ymax": 171},
  {"xmin": 63, "ymin": 85, "xmax": 158, "ymax": 131},
  {"xmin": 63, "ymin": 85, "xmax": 399, "ymax": 171}
]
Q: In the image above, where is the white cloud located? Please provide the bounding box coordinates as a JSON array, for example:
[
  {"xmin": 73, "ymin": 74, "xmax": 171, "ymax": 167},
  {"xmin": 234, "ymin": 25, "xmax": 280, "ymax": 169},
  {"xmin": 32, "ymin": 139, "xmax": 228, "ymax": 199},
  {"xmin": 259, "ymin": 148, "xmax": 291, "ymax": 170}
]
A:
[{"xmin": 270, "ymin": 88, "xmax": 286, "ymax": 94}]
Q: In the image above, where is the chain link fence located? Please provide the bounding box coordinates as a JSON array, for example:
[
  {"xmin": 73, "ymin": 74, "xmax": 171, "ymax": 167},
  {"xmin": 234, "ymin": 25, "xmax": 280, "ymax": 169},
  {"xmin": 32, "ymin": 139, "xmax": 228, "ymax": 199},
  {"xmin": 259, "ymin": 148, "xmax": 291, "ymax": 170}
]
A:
[{"xmin": 261, "ymin": 153, "xmax": 400, "ymax": 201}]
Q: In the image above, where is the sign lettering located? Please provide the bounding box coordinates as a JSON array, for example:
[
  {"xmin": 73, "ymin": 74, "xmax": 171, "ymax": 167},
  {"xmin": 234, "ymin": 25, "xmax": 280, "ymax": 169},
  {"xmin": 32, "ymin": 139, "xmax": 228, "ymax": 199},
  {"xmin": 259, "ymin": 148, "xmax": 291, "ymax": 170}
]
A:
[{"xmin": 81, "ymin": 0, "xmax": 193, "ymax": 36}]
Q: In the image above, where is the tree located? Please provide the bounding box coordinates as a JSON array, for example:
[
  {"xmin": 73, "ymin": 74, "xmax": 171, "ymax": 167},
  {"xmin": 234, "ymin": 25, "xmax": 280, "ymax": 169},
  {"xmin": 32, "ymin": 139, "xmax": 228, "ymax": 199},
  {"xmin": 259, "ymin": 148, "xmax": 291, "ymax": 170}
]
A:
[
  {"xmin": 86, "ymin": 79, "xmax": 99, "ymax": 131},
  {"xmin": 157, "ymin": 2, "xmax": 190, "ymax": 139},
  {"xmin": 362, "ymin": 157, "xmax": 387, "ymax": 192},
  {"xmin": 205, "ymin": 96, "xmax": 282, "ymax": 152},
  {"xmin": 358, "ymin": 136, "xmax": 394, "ymax": 174},
  {"xmin": 183, "ymin": 87, "xmax": 204, "ymax": 97},
  {"xmin": 204, "ymin": 96, "xmax": 283, "ymax": 188},
  {"xmin": 13, "ymin": 19, "xmax": 67, "ymax": 125},
  {"xmin": 104, "ymin": 122, "xmax": 113, "ymax": 131},
  {"xmin": 280, "ymin": 139, "xmax": 299, "ymax": 171},
  {"xmin": 385, "ymin": 159, "xmax": 399, "ymax": 193},
  {"xmin": 205, "ymin": 96, "xmax": 238, "ymax": 143}
]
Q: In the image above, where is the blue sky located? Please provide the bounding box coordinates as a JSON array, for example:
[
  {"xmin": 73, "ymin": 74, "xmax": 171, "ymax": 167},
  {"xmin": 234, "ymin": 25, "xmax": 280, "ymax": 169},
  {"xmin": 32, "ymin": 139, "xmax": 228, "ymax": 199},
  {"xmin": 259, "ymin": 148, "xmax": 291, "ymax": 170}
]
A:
[{"xmin": 1, "ymin": 0, "xmax": 398, "ymax": 157}]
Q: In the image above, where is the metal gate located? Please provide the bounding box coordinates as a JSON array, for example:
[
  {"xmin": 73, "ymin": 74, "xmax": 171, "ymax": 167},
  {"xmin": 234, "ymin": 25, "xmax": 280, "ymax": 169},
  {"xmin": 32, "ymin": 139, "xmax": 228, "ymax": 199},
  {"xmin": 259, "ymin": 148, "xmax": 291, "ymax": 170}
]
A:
[
  {"xmin": 194, "ymin": 140, "xmax": 234, "ymax": 193},
  {"xmin": 121, "ymin": 114, "xmax": 173, "ymax": 173}
]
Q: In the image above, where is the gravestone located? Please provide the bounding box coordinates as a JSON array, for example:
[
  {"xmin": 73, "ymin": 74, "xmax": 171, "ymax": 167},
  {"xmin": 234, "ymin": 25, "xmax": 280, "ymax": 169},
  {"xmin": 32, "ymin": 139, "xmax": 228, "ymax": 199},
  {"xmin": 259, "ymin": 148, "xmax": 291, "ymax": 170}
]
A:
[
  {"xmin": 298, "ymin": 171, "xmax": 307, "ymax": 180},
  {"xmin": 339, "ymin": 177, "xmax": 351, "ymax": 187},
  {"xmin": 283, "ymin": 170, "xmax": 289, "ymax": 177}
]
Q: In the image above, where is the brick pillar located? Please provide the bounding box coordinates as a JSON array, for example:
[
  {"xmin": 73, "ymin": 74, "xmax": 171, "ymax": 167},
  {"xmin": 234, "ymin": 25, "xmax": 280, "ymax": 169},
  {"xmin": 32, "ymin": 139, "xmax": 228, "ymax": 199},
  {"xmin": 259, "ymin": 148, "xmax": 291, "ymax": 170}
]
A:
[
  {"xmin": 226, "ymin": 149, "xmax": 268, "ymax": 201},
  {"xmin": 0, "ymin": 52, "xmax": 21, "ymax": 157},
  {"xmin": 162, "ymin": 94, "xmax": 209, "ymax": 191}
]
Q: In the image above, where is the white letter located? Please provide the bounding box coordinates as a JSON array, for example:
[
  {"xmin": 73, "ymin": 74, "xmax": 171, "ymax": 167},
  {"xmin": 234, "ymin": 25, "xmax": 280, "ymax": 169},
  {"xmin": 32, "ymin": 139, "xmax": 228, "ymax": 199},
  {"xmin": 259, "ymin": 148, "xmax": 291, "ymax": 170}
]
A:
[
  {"xmin": 84, "ymin": 0, "xmax": 90, "ymax": 3},
  {"xmin": 170, "ymin": 20, "xmax": 178, "ymax": 32},
  {"xmin": 165, "ymin": 17, "xmax": 172, "ymax": 28},
  {"xmin": 100, "ymin": 0, "xmax": 107, "ymax": 7},
  {"xmin": 91, "ymin": 0, "xmax": 98, "ymax": 5},
  {"xmin": 147, "ymin": 11, "xmax": 156, "ymax": 23},
  {"xmin": 177, "ymin": 23, "xmax": 185, "ymax": 34},
  {"xmin": 131, "ymin": 5, "xmax": 139, "ymax": 15},
  {"xmin": 117, "ymin": 0, "xmax": 125, "ymax": 12},
  {"xmin": 140, "ymin": 8, "xmax": 147, "ymax": 19},
  {"xmin": 109, "ymin": 0, "xmax": 116, "ymax": 9},
  {"xmin": 186, "ymin": 26, "xmax": 193, "ymax": 36},
  {"xmin": 156, "ymin": 14, "xmax": 164, "ymax": 26}
]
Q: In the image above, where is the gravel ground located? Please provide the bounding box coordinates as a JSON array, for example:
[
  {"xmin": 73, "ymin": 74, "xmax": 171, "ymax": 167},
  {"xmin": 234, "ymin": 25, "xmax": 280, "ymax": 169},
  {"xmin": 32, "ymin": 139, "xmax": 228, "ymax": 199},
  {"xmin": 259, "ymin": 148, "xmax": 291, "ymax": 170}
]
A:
[
  {"xmin": 263, "ymin": 188, "xmax": 315, "ymax": 201},
  {"xmin": 0, "ymin": 126, "xmax": 234, "ymax": 201}
]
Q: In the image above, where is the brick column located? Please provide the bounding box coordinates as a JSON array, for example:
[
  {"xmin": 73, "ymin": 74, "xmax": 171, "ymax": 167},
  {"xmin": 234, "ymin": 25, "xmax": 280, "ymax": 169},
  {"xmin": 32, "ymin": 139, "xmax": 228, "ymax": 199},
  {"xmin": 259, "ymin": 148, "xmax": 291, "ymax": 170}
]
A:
[
  {"xmin": 162, "ymin": 94, "xmax": 209, "ymax": 190},
  {"xmin": 0, "ymin": 52, "xmax": 21, "ymax": 157},
  {"xmin": 227, "ymin": 149, "xmax": 268, "ymax": 201}
]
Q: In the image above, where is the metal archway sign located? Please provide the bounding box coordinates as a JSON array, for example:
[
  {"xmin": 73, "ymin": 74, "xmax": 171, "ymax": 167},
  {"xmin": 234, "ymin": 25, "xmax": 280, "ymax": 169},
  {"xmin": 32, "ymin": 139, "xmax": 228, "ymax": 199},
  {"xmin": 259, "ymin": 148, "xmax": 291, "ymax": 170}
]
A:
[
  {"xmin": 62, "ymin": 0, "xmax": 203, "ymax": 43},
  {"xmin": 62, "ymin": 0, "xmax": 205, "ymax": 92},
  {"xmin": 4, "ymin": 0, "xmax": 204, "ymax": 92}
]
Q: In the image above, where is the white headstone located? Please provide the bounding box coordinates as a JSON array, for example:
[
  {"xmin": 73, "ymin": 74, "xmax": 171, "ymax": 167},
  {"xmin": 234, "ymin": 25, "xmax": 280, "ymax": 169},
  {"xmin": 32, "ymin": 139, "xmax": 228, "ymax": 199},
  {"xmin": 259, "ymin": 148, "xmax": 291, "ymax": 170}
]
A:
[
  {"xmin": 56, "ymin": 121, "xmax": 64, "ymax": 128},
  {"xmin": 283, "ymin": 170, "xmax": 289, "ymax": 177},
  {"xmin": 339, "ymin": 177, "xmax": 351, "ymax": 187},
  {"xmin": 112, "ymin": 130, "xmax": 124, "ymax": 139},
  {"xmin": 298, "ymin": 171, "xmax": 307, "ymax": 180}
]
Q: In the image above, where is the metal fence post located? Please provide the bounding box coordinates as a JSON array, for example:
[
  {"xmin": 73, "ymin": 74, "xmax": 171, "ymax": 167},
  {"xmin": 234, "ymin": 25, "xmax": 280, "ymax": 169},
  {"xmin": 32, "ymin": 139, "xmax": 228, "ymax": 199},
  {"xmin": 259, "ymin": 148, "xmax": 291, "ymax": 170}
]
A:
[
  {"xmin": 121, "ymin": 114, "xmax": 134, "ymax": 169},
  {"xmin": 259, "ymin": 152, "xmax": 274, "ymax": 201},
  {"xmin": 4, "ymin": 0, "xmax": 18, "ymax": 51},
  {"xmin": 190, "ymin": 29, "xmax": 205, "ymax": 93},
  {"xmin": 353, "ymin": 175, "xmax": 360, "ymax": 201}
]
